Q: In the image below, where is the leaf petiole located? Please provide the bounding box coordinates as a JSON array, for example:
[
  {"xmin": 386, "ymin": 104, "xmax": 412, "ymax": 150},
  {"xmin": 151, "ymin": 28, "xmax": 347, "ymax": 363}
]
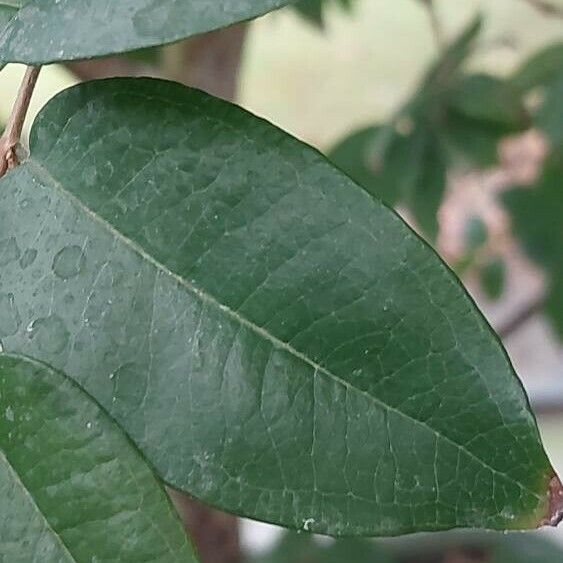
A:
[{"xmin": 0, "ymin": 65, "xmax": 41, "ymax": 178}]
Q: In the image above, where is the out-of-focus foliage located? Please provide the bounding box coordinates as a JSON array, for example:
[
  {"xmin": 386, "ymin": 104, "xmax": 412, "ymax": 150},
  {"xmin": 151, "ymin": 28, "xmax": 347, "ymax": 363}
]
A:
[
  {"xmin": 329, "ymin": 17, "xmax": 530, "ymax": 241},
  {"xmin": 327, "ymin": 21, "xmax": 561, "ymax": 339},
  {"xmin": 511, "ymin": 42, "xmax": 563, "ymax": 146},
  {"xmin": 249, "ymin": 531, "xmax": 563, "ymax": 563},
  {"xmin": 293, "ymin": 0, "xmax": 354, "ymax": 26},
  {"xmin": 498, "ymin": 42, "xmax": 563, "ymax": 336},
  {"xmin": 503, "ymin": 152, "xmax": 563, "ymax": 337},
  {"xmin": 480, "ymin": 257, "xmax": 506, "ymax": 301},
  {"xmin": 249, "ymin": 532, "xmax": 394, "ymax": 563}
]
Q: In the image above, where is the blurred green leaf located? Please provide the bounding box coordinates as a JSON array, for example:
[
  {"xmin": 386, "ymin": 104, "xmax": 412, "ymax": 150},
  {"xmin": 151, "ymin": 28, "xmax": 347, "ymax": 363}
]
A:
[
  {"xmin": 444, "ymin": 112, "xmax": 510, "ymax": 167},
  {"xmin": 449, "ymin": 74, "xmax": 528, "ymax": 129},
  {"xmin": 329, "ymin": 120, "xmax": 447, "ymax": 239},
  {"xmin": 465, "ymin": 216, "xmax": 489, "ymax": 252},
  {"xmin": 511, "ymin": 42, "xmax": 563, "ymax": 92},
  {"xmin": 402, "ymin": 127, "xmax": 448, "ymax": 239},
  {"xmin": 503, "ymin": 152, "xmax": 563, "ymax": 336},
  {"xmin": 250, "ymin": 532, "xmax": 395, "ymax": 563},
  {"xmin": 535, "ymin": 73, "xmax": 563, "ymax": 147},
  {"xmin": 328, "ymin": 126, "xmax": 402, "ymax": 205},
  {"xmin": 511, "ymin": 42, "xmax": 563, "ymax": 148},
  {"xmin": 491, "ymin": 533, "xmax": 563, "ymax": 563},
  {"xmin": 329, "ymin": 17, "xmax": 492, "ymax": 237},
  {"xmin": 293, "ymin": 0, "xmax": 354, "ymax": 27},
  {"xmin": 418, "ymin": 15, "xmax": 483, "ymax": 102},
  {"xmin": 480, "ymin": 257, "xmax": 506, "ymax": 300}
]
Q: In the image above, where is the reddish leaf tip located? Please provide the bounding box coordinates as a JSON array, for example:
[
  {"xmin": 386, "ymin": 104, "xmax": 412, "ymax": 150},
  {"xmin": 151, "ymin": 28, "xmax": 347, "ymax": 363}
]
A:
[{"xmin": 541, "ymin": 474, "xmax": 563, "ymax": 527}]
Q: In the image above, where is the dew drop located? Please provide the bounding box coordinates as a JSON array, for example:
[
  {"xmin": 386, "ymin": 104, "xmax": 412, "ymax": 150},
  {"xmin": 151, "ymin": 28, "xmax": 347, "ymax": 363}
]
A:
[
  {"xmin": 28, "ymin": 315, "xmax": 69, "ymax": 354},
  {"xmin": 302, "ymin": 518, "xmax": 315, "ymax": 532},
  {"xmin": 52, "ymin": 245, "xmax": 85, "ymax": 280}
]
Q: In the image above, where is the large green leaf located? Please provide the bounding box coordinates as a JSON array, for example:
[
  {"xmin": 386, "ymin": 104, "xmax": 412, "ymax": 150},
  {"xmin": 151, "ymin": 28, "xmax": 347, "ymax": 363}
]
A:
[
  {"xmin": 0, "ymin": 78, "xmax": 558, "ymax": 536},
  {"xmin": 0, "ymin": 0, "xmax": 297, "ymax": 64},
  {"xmin": 0, "ymin": 354, "xmax": 197, "ymax": 562}
]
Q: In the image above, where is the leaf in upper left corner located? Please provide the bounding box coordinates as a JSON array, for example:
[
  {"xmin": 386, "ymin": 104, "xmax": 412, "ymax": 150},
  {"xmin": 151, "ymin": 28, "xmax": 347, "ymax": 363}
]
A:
[{"xmin": 0, "ymin": 0, "xmax": 298, "ymax": 64}]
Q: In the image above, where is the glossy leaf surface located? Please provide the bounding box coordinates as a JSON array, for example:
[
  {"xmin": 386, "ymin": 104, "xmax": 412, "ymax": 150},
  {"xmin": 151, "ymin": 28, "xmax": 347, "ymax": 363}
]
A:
[
  {"xmin": 0, "ymin": 78, "xmax": 556, "ymax": 536},
  {"xmin": 0, "ymin": 0, "xmax": 296, "ymax": 64},
  {"xmin": 0, "ymin": 354, "xmax": 197, "ymax": 562}
]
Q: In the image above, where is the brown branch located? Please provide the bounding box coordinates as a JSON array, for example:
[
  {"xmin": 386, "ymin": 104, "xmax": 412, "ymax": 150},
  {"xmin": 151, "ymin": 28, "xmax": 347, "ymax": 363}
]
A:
[
  {"xmin": 0, "ymin": 66, "xmax": 41, "ymax": 178},
  {"xmin": 520, "ymin": 0, "xmax": 563, "ymax": 18},
  {"xmin": 498, "ymin": 296, "xmax": 545, "ymax": 339},
  {"xmin": 66, "ymin": 57, "xmax": 160, "ymax": 81},
  {"xmin": 161, "ymin": 23, "xmax": 248, "ymax": 100},
  {"xmin": 167, "ymin": 489, "xmax": 242, "ymax": 563},
  {"xmin": 421, "ymin": 0, "xmax": 445, "ymax": 50}
]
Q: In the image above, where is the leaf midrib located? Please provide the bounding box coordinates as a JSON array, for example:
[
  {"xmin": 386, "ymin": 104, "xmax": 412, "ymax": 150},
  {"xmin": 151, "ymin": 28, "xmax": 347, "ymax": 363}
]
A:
[
  {"xmin": 0, "ymin": 450, "xmax": 76, "ymax": 562},
  {"xmin": 25, "ymin": 158, "xmax": 541, "ymax": 502}
]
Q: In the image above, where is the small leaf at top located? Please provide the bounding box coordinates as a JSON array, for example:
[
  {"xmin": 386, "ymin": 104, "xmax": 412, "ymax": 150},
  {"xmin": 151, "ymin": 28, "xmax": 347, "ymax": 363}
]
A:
[
  {"xmin": 0, "ymin": 353, "xmax": 198, "ymax": 562},
  {"xmin": 0, "ymin": 0, "xmax": 298, "ymax": 64},
  {"xmin": 0, "ymin": 78, "xmax": 559, "ymax": 536}
]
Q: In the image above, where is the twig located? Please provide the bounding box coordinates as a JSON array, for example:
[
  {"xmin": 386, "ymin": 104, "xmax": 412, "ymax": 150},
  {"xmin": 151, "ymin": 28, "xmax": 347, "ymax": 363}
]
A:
[
  {"xmin": 0, "ymin": 65, "xmax": 41, "ymax": 178},
  {"xmin": 498, "ymin": 296, "xmax": 545, "ymax": 339},
  {"xmin": 520, "ymin": 0, "xmax": 563, "ymax": 18},
  {"xmin": 167, "ymin": 489, "xmax": 242, "ymax": 563},
  {"xmin": 421, "ymin": 0, "xmax": 445, "ymax": 50}
]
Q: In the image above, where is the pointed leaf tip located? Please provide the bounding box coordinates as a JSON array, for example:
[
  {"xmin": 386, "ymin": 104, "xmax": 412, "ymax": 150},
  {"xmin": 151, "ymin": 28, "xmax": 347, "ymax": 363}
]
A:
[{"xmin": 542, "ymin": 474, "xmax": 563, "ymax": 527}]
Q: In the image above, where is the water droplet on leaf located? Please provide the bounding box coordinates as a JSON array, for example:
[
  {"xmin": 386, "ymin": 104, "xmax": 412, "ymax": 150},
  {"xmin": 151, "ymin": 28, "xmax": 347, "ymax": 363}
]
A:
[
  {"xmin": 52, "ymin": 245, "xmax": 85, "ymax": 280},
  {"xmin": 28, "ymin": 315, "xmax": 70, "ymax": 354}
]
